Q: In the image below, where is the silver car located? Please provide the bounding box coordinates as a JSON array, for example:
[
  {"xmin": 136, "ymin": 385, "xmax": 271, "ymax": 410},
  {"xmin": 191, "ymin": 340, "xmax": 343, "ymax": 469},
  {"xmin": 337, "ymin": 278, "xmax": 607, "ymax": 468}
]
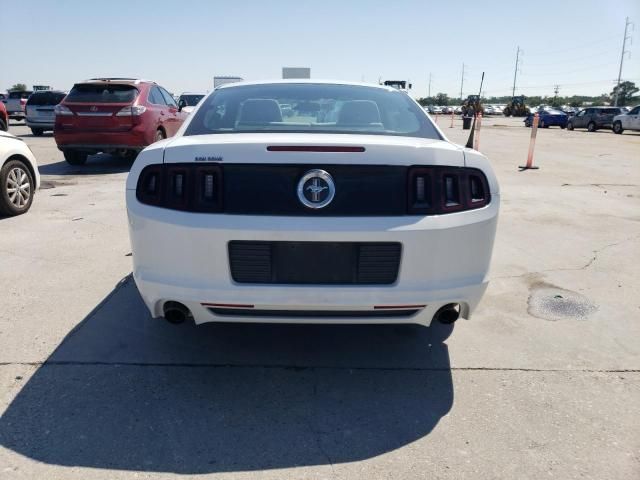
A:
[
  {"xmin": 25, "ymin": 90, "xmax": 66, "ymax": 136},
  {"xmin": 3, "ymin": 90, "xmax": 33, "ymax": 120},
  {"xmin": 612, "ymin": 105, "xmax": 640, "ymax": 134}
]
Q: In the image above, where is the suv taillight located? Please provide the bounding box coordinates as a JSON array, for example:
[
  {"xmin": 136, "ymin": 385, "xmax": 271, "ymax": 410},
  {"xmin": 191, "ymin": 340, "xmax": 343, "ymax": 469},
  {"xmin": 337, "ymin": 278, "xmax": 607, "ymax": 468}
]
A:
[
  {"xmin": 54, "ymin": 104, "xmax": 73, "ymax": 116},
  {"xmin": 116, "ymin": 105, "xmax": 147, "ymax": 116},
  {"xmin": 408, "ymin": 167, "xmax": 490, "ymax": 214},
  {"xmin": 136, "ymin": 163, "xmax": 223, "ymax": 212}
]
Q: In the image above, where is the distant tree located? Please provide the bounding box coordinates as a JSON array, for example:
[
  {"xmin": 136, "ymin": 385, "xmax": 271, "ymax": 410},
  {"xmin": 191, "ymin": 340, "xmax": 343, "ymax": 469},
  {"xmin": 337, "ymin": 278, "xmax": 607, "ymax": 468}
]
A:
[
  {"xmin": 435, "ymin": 93, "xmax": 449, "ymax": 106},
  {"xmin": 10, "ymin": 83, "xmax": 27, "ymax": 91},
  {"xmin": 417, "ymin": 97, "xmax": 437, "ymax": 106},
  {"xmin": 611, "ymin": 81, "xmax": 639, "ymax": 106}
]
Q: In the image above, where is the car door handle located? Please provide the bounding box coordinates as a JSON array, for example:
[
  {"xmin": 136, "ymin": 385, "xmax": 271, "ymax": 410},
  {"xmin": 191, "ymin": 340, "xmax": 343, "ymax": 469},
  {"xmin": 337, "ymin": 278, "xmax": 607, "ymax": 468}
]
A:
[{"xmin": 160, "ymin": 111, "xmax": 165, "ymax": 115}]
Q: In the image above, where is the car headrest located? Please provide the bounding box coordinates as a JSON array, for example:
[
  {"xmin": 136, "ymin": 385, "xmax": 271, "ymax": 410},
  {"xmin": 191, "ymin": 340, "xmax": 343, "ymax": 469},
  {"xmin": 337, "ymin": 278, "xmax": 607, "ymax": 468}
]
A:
[
  {"xmin": 337, "ymin": 100, "xmax": 382, "ymax": 125},
  {"xmin": 237, "ymin": 99, "xmax": 282, "ymax": 123}
]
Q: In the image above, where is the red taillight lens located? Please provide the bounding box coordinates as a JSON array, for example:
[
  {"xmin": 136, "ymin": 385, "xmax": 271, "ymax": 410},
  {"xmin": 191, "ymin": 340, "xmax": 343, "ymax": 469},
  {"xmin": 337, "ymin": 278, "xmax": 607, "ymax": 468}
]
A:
[
  {"xmin": 136, "ymin": 163, "xmax": 223, "ymax": 212},
  {"xmin": 408, "ymin": 167, "xmax": 490, "ymax": 214}
]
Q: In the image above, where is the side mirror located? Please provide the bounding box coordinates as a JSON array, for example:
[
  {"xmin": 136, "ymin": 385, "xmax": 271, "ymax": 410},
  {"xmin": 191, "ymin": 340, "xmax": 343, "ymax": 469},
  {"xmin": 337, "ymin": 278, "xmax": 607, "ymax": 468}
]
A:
[{"xmin": 177, "ymin": 100, "xmax": 186, "ymax": 112}]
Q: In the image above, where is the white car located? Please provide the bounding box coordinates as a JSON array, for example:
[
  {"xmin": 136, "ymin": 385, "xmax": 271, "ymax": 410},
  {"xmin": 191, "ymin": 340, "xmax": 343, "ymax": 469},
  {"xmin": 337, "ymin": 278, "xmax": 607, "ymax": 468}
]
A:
[
  {"xmin": 612, "ymin": 105, "xmax": 640, "ymax": 134},
  {"xmin": 0, "ymin": 131, "xmax": 40, "ymax": 215},
  {"xmin": 177, "ymin": 92, "xmax": 206, "ymax": 114},
  {"xmin": 126, "ymin": 80, "xmax": 500, "ymax": 327}
]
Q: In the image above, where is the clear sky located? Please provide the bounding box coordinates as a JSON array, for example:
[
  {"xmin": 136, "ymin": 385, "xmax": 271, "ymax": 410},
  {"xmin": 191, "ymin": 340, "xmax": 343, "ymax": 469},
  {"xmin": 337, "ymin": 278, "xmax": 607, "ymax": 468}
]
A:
[{"xmin": 2, "ymin": 0, "xmax": 639, "ymax": 99}]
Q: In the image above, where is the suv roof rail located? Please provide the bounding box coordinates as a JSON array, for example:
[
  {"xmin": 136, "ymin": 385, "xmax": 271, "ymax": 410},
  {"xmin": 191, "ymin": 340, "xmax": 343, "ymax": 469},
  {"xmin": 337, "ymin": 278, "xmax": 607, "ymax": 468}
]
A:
[{"xmin": 85, "ymin": 78, "xmax": 156, "ymax": 85}]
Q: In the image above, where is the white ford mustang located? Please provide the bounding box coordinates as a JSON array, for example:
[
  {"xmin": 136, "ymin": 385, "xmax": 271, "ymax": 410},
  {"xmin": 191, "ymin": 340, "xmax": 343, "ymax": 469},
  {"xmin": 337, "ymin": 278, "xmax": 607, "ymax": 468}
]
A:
[{"xmin": 126, "ymin": 80, "xmax": 499, "ymax": 326}]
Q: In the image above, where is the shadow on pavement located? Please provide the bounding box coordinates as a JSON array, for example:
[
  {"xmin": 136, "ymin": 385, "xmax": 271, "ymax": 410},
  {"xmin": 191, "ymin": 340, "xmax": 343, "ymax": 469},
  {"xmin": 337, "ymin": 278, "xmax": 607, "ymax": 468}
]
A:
[
  {"xmin": 38, "ymin": 153, "xmax": 134, "ymax": 175},
  {"xmin": 0, "ymin": 275, "xmax": 454, "ymax": 474}
]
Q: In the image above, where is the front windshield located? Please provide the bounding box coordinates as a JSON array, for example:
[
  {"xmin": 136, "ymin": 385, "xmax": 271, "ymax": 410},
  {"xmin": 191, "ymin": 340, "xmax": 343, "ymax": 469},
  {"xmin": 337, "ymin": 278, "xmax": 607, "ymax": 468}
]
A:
[{"xmin": 184, "ymin": 83, "xmax": 441, "ymax": 139}]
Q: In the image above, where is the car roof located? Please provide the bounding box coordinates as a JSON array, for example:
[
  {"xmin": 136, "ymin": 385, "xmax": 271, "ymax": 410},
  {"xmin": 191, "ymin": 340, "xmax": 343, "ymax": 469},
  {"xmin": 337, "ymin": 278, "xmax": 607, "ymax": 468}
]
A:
[
  {"xmin": 215, "ymin": 79, "xmax": 401, "ymax": 92},
  {"xmin": 180, "ymin": 92, "xmax": 207, "ymax": 95}
]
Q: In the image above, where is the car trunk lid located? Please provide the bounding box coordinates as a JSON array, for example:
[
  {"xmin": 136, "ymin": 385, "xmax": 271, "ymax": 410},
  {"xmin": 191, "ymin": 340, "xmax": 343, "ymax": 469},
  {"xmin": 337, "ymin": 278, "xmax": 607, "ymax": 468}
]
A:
[{"xmin": 162, "ymin": 133, "xmax": 465, "ymax": 167}]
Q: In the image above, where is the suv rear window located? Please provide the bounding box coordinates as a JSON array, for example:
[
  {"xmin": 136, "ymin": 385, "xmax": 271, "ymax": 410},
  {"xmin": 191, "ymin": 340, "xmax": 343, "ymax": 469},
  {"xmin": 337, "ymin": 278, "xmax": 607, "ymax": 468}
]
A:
[
  {"xmin": 26, "ymin": 91, "xmax": 66, "ymax": 106},
  {"xmin": 602, "ymin": 108, "xmax": 622, "ymax": 114},
  {"xmin": 65, "ymin": 84, "xmax": 138, "ymax": 103},
  {"xmin": 9, "ymin": 91, "xmax": 32, "ymax": 99},
  {"xmin": 185, "ymin": 83, "xmax": 440, "ymax": 139}
]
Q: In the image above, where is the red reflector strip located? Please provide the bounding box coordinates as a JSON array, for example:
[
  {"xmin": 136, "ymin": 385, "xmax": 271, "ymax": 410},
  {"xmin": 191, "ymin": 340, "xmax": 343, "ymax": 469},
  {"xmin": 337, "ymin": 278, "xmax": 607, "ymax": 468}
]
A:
[
  {"xmin": 266, "ymin": 146, "xmax": 365, "ymax": 152},
  {"xmin": 201, "ymin": 303, "xmax": 255, "ymax": 309},
  {"xmin": 374, "ymin": 305, "xmax": 426, "ymax": 310}
]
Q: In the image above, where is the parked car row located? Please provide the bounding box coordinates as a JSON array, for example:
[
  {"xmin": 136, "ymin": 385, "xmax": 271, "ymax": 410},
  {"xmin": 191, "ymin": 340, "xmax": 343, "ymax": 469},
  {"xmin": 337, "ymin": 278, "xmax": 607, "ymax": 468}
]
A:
[
  {"xmin": 523, "ymin": 105, "xmax": 640, "ymax": 133},
  {"xmin": 424, "ymin": 105, "xmax": 506, "ymax": 116}
]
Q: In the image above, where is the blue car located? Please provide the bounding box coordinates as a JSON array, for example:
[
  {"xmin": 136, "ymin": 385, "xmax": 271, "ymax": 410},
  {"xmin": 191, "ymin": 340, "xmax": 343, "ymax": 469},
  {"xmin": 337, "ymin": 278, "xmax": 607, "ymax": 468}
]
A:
[{"xmin": 524, "ymin": 108, "xmax": 568, "ymax": 129}]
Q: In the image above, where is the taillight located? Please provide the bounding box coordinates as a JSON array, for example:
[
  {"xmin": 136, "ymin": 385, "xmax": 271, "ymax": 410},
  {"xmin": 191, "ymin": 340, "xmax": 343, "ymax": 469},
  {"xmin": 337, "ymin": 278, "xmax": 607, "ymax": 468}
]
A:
[
  {"xmin": 408, "ymin": 167, "xmax": 490, "ymax": 214},
  {"xmin": 136, "ymin": 163, "xmax": 223, "ymax": 212},
  {"xmin": 116, "ymin": 105, "xmax": 147, "ymax": 116},
  {"xmin": 54, "ymin": 104, "xmax": 73, "ymax": 116}
]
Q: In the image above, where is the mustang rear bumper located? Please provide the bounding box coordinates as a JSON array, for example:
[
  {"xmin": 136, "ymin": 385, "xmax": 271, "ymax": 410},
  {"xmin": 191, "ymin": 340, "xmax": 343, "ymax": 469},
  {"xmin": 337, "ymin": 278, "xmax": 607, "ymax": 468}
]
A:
[{"xmin": 126, "ymin": 191, "xmax": 500, "ymax": 326}]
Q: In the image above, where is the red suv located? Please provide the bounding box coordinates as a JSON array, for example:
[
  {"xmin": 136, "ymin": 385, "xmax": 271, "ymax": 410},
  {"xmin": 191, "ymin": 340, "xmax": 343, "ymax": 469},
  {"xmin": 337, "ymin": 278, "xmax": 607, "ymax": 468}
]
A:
[
  {"xmin": 54, "ymin": 78, "xmax": 188, "ymax": 165},
  {"xmin": 0, "ymin": 102, "xmax": 8, "ymax": 131}
]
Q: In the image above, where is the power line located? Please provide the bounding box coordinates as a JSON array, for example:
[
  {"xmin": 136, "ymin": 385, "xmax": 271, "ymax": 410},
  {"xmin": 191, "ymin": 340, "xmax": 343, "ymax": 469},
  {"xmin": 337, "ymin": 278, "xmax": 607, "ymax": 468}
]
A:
[
  {"xmin": 523, "ymin": 48, "xmax": 620, "ymax": 67},
  {"xmin": 482, "ymin": 77, "xmax": 640, "ymax": 95},
  {"xmin": 520, "ymin": 61, "xmax": 620, "ymax": 77},
  {"xmin": 522, "ymin": 33, "xmax": 622, "ymax": 57}
]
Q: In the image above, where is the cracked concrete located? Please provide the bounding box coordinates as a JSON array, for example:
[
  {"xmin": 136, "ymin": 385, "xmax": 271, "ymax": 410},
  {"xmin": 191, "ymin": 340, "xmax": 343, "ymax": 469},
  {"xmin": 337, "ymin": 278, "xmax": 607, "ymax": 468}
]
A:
[{"xmin": 0, "ymin": 117, "xmax": 639, "ymax": 479}]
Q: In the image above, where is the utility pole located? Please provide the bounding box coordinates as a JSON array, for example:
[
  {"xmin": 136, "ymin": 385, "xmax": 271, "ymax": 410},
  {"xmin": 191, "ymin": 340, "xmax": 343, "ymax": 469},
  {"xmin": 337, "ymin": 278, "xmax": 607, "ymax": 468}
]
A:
[
  {"xmin": 614, "ymin": 16, "xmax": 633, "ymax": 106},
  {"xmin": 428, "ymin": 73, "xmax": 432, "ymax": 98},
  {"xmin": 553, "ymin": 85, "xmax": 560, "ymax": 106},
  {"xmin": 512, "ymin": 46, "xmax": 522, "ymax": 98},
  {"xmin": 459, "ymin": 63, "xmax": 465, "ymax": 100}
]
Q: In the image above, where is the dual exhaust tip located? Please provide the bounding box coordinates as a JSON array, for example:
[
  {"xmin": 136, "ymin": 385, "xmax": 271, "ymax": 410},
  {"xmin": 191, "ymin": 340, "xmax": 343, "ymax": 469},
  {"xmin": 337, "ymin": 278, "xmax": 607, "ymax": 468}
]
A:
[{"xmin": 162, "ymin": 301, "xmax": 461, "ymax": 325}]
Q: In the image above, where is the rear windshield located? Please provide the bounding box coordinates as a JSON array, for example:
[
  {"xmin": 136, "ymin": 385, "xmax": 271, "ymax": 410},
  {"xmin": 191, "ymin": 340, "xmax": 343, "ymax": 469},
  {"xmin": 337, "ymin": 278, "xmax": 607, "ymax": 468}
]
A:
[
  {"xmin": 9, "ymin": 91, "xmax": 32, "ymax": 99},
  {"xmin": 65, "ymin": 84, "xmax": 138, "ymax": 103},
  {"xmin": 185, "ymin": 83, "xmax": 441, "ymax": 139},
  {"xmin": 179, "ymin": 94, "xmax": 205, "ymax": 106},
  {"xmin": 26, "ymin": 91, "xmax": 66, "ymax": 106}
]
